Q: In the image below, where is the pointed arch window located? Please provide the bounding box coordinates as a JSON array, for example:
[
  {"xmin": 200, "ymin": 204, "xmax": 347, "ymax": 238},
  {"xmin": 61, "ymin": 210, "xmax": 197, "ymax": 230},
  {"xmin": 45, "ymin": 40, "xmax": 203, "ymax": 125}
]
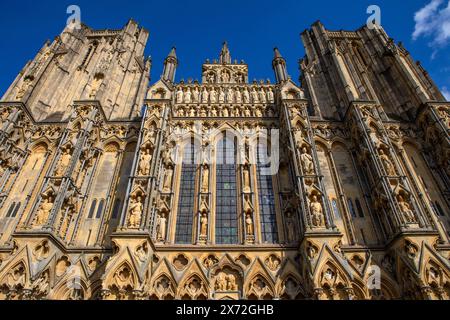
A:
[
  {"xmin": 175, "ymin": 140, "xmax": 197, "ymax": 244},
  {"xmin": 215, "ymin": 133, "xmax": 238, "ymax": 244},
  {"xmin": 5, "ymin": 202, "xmax": 16, "ymax": 218},
  {"xmin": 88, "ymin": 199, "xmax": 97, "ymax": 219},
  {"xmin": 95, "ymin": 199, "xmax": 105, "ymax": 219},
  {"xmin": 331, "ymin": 199, "xmax": 341, "ymax": 220},
  {"xmin": 256, "ymin": 141, "xmax": 278, "ymax": 243},
  {"xmin": 348, "ymin": 198, "xmax": 357, "ymax": 218},
  {"xmin": 111, "ymin": 199, "xmax": 121, "ymax": 219}
]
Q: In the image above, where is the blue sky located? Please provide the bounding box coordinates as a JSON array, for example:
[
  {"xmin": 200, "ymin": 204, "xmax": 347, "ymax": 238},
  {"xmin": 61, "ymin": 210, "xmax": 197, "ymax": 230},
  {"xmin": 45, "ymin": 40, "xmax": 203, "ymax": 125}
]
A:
[{"xmin": 1, "ymin": 0, "xmax": 449, "ymax": 99}]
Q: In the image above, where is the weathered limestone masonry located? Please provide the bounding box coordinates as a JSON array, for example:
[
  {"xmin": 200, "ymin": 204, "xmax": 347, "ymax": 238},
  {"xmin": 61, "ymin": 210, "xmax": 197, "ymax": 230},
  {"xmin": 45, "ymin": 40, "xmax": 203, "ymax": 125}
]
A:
[{"xmin": 0, "ymin": 20, "xmax": 449, "ymax": 300}]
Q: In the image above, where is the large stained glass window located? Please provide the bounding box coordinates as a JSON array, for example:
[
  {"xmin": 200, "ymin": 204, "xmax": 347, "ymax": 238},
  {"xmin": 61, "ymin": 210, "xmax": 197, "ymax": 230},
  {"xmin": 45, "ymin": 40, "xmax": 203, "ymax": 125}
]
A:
[
  {"xmin": 215, "ymin": 134, "xmax": 239, "ymax": 244},
  {"xmin": 175, "ymin": 141, "xmax": 197, "ymax": 244},
  {"xmin": 257, "ymin": 142, "xmax": 278, "ymax": 243}
]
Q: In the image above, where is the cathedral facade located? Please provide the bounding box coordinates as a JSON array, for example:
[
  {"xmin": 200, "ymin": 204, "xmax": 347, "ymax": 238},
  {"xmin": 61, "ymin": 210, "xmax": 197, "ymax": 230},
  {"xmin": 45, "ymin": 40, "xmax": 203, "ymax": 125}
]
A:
[{"xmin": 0, "ymin": 19, "xmax": 449, "ymax": 300}]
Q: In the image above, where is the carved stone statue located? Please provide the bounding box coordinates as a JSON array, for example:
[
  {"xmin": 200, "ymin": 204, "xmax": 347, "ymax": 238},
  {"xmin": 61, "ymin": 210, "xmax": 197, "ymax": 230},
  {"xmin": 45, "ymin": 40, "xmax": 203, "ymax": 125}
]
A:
[
  {"xmin": 128, "ymin": 196, "xmax": 143, "ymax": 228},
  {"xmin": 266, "ymin": 255, "xmax": 280, "ymax": 271},
  {"xmin": 310, "ymin": 195, "xmax": 324, "ymax": 227},
  {"xmin": 226, "ymin": 87, "xmax": 234, "ymax": 103},
  {"xmin": 226, "ymin": 274, "xmax": 238, "ymax": 291},
  {"xmin": 201, "ymin": 165, "xmax": 209, "ymax": 193},
  {"xmin": 286, "ymin": 210, "xmax": 296, "ymax": 243},
  {"xmin": 210, "ymin": 87, "xmax": 217, "ymax": 103},
  {"xmin": 267, "ymin": 88, "xmax": 275, "ymax": 103},
  {"xmin": 379, "ymin": 149, "xmax": 395, "ymax": 176},
  {"xmin": 222, "ymin": 107, "xmax": 229, "ymax": 117},
  {"xmin": 184, "ymin": 88, "xmax": 192, "ymax": 104},
  {"xmin": 201, "ymin": 87, "xmax": 209, "ymax": 103},
  {"xmin": 56, "ymin": 148, "xmax": 72, "ymax": 176},
  {"xmin": 156, "ymin": 212, "xmax": 167, "ymax": 241},
  {"xmin": 251, "ymin": 87, "xmax": 259, "ymax": 103},
  {"xmin": 218, "ymin": 89, "xmax": 225, "ymax": 104},
  {"xmin": 398, "ymin": 195, "xmax": 416, "ymax": 223},
  {"xmin": 138, "ymin": 149, "xmax": 152, "ymax": 176},
  {"xmin": 192, "ymin": 87, "xmax": 199, "ymax": 103},
  {"xmin": 162, "ymin": 165, "xmax": 174, "ymax": 192},
  {"xmin": 243, "ymin": 88, "xmax": 250, "ymax": 103},
  {"xmin": 200, "ymin": 212, "xmax": 208, "ymax": 237},
  {"xmin": 242, "ymin": 165, "xmax": 251, "ymax": 193},
  {"xmin": 259, "ymin": 88, "xmax": 267, "ymax": 103},
  {"xmin": 246, "ymin": 214, "xmax": 254, "ymax": 235},
  {"xmin": 16, "ymin": 78, "xmax": 32, "ymax": 100},
  {"xmin": 221, "ymin": 70, "xmax": 230, "ymax": 83},
  {"xmin": 216, "ymin": 272, "xmax": 227, "ymax": 291},
  {"xmin": 300, "ymin": 147, "xmax": 314, "ymax": 175},
  {"xmin": 176, "ymin": 88, "xmax": 184, "ymax": 104},
  {"xmin": 89, "ymin": 74, "xmax": 103, "ymax": 98},
  {"xmin": 235, "ymin": 88, "xmax": 242, "ymax": 103},
  {"xmin": 207, "ymin": 73, "xmax": 215, "ymax": 84},
  {"xmin": 35, "ymin": 196, "xmax": 54, "ymax": 226}
]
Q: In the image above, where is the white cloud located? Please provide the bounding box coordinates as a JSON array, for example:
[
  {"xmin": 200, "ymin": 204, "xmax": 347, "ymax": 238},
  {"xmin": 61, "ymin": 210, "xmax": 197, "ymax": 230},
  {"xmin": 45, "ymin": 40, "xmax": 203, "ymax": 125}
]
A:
[
  {"xmin": 442, "ymin": 86, "xmax": 450, "ymax": 100},
  {"xmin": 412, "ymin": 0, "xmax": 450, "ymax": 48}
]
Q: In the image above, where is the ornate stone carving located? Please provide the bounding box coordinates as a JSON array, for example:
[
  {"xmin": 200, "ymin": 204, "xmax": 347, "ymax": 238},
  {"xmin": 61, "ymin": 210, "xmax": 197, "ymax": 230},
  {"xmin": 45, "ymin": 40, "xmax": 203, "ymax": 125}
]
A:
[
  {"xmin": 55, "ymin": 147, "xmax": 72, "ymax": 177},
  {"xmin": 265, "ymin": 255, "xmax": 281, "ymax": 271},
  {"xmin": 310, "ymin": 195, "xmax": 324, "ymax": 227},
  {"xmin": 300, "ymin": 147, "xmax": 314, "ymax": 175},
  {"xmin": 201, "ymin": 164, "xmax": 209, "ymax": 193},
  {"xmin": 128, "ymin": 196, "xmax": 143, "ymax": 229},
  {"xmin": 34, "ymin": 195, "xmax": 54, "ymax": 226},
  {"xmin": 215, "ymin": 272, "xmax": 238, "ymax": 291},
  {"xmin": 398, "ymin": 195, "xmax": 416, "ymax": 223},
  {"xmin": 138, "ymin": 149, "xmax": 152, "ymax": 176},
  {"xmin": 379, "ymin": 149, "xmax": 395, "ymax": 176},
  {"xmin": 156, "ymin": 212, "xmax": 167, "ymax": 242}
]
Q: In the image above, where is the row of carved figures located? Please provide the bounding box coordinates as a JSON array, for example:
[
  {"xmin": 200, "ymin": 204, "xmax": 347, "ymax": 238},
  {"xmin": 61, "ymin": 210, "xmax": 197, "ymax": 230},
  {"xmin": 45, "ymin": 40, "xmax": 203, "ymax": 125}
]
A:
[
  {"xmin": 175, "ymin": 86, "xmax": 275, "ymax": 104},
  {"xmin": 175, "ymin": 104, "xmax": 277, "ymax": 118}
]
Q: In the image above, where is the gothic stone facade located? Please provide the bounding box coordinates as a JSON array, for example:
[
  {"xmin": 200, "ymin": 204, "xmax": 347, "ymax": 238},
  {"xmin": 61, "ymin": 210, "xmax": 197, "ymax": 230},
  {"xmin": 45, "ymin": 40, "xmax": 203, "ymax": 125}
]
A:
[{"xmin": 0, "ymin": 20, "xmax": 449, "ymax": 300}]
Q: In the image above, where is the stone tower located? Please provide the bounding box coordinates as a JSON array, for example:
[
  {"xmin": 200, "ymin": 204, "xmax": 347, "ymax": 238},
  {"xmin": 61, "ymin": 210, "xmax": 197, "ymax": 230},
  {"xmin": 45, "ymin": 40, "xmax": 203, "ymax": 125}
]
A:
[{"xmin": 2, "ymin": 19, "xmax": 150, "ymax": 121}]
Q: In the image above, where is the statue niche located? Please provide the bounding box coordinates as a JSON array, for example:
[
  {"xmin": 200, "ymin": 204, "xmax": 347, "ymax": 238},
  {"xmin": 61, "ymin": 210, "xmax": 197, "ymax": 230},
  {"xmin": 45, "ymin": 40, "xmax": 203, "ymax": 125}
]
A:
[
  {"xmin": 397, "ymin": 193, "xmax": 416, "ymax": 224},
  {"xmin": 55, "ymin": 146, "xmax": 73, "ymax": 177},
  {"xmin": 34, "ymin": 192, "xmax": 55, "ymax": 227},
  {"xmin": 242, "ymin": 163, "xmax": 251, "ymax": 193},
  {"xmin": 161, "ymin": 146, "xmax": 175, "ymax": 193},
  {"xmin": 212, "ymin": 266, "xmax": 242, "ymax": 300},
  {"xmin": 310, "ymin": 194, "xmax": 324, "ymax": 228},
  {"xmin": 128, "ymin": 194, "xmax": 144, "ymax": 229},
  {"xmin": 378, "ymin": 148, "xmax": 396, "ymax": 176},
  {"xmin": 89, "ymin": 73, "xmax": 104, "ymax": 98},
  {"xmin": 156, "ymin": 209, "xmax": 168, "ymax": 242},
  {"xmin": 285, "ymin": 209, "xmax": 297, "ymax": 243},
  {"xmin": 299, "ymin": 146, "xmax": 315, "ymax": 176},
  {"xmin": 201, "ymin": 164, "xmax": 209, "ymax": 193},
  {"xmin": 15, "ymin": 76, "xmax": 33, "ymax": 100},
  {"xmin": 138, "ymin": 147, "xmax": 153, "ymax": 176}
]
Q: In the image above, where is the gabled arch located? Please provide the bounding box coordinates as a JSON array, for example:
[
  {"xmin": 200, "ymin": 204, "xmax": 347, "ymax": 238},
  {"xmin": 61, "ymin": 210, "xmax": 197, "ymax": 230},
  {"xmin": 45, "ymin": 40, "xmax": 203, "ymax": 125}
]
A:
[
  {"xmin": 149, "ymin": 273, "xmax": 176, "ymax": 300},
  {"xmin": 278, "ymin": 274, "xmax": 306, "ymax": 300},
  {"xmin": 245, "ymin": 272, "xmax": 275, "ymax": 300},
  {"xmin": 177, "ymin": 273, "xmax": 209, "ymax": 300}
]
